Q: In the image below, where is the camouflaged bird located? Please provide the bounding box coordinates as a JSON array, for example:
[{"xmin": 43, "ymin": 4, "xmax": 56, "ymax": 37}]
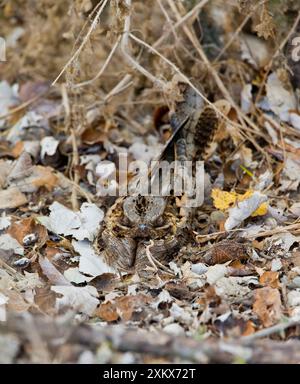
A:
[{"xmin": 95, "ymin": 77, "xmax": 221, "ymax": 274}]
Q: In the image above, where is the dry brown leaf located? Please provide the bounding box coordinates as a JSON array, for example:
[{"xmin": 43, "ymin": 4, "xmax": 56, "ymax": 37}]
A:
[
  {"xmin": 202, "ymin": 240, "xmax": 249, "ymax": 265},
  {"xmin": 11, "ymin": 142, "xmax": 25, "ymax": 158},
  {"xmin": 6, "ymin": 290, "xmax": 31, "ymax": 313},
  {"xmin": 253, "ymin": 287, "xmax": 282, "ymax": 327},
  {"xmin": 8, "ymin": 217, "xmax": 48, "ymax": 247},
  {"xmin": 34, "ymin": 287, "xmax": 57, "ymax": 315},
  {"xmin": 81, "ymin": 128, "xmax": 106, "ymax": 145},
  {"xmin": 242, "ymin": 320, "xmax": 256, "ymax": 336},
  {"xmin": 7, "ymin": 151, "xmax": 33, "ymax": 181},
  {"xmin": 259, "ymin": 271, "xmax": 280, "ymax": 289},
  {"xmin": 0, "ymin": 159, "xmax": 10, "ymax": 187},
  {"xmin": 254, "ymin": 7, "xmax": 275, "ymax": 40},
  {"xmin": 291, "ymin": 251, "xmax": 300, "ymax": 268},
  {"xmin": 115, "ymin": 294, "xmax": 150, "ymax": 321},
  {"xmin": 29, "ymin": 166, "xmax": 58, "ymax": 190},
  {"xmin": 96, "ymin": 301, "xmax": 119, "ymax": 322},
  {"xmin": 0, "ymin": 187, "xmax": 27, "ymax": 209},
  {"xmin": 90, "ymin": 273, "xmax": 118, "ymax": 292},
  {"xmin": 96, "ymin": 294, "xmax": 151, "ymax": 322}
]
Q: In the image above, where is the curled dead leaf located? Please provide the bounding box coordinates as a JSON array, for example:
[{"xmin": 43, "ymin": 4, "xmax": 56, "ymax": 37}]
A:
[{"xmin": 202, "ymin": 240, "xmax": 250, "ymax": 265}]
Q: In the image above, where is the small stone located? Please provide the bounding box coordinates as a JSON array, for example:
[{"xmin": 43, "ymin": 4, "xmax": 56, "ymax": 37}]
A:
[{"xmin": 163, "ymin": 323, "xmax": 185, "ymax": 336}]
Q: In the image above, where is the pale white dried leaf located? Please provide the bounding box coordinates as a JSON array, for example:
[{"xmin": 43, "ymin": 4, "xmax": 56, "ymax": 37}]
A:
[
  {"xmin": 191, "ymin": 263, "xmax": 208, "ymax": 275},
  {"xmin": 64, "ymin": 267, "xmax": 94, "ymax": 284},
  {"xmin": 15, "ymin": 272, "xmax": 44, "ymax": 291},
  {"xmin": 23, "ymin": 140, "xmax": 40, "ymax": 159},
  {"xmin": 38, "ymin": 202, "xmax": 104, "ymax": 241},
  {"xmin": 129, "ymin": 142, "xmax": 162, "ymax": 164},
  {"xmin": 265, "ymin": 72, "xmax": 296, "ymax": 121},
  {"xmin": 289, "ymin": 112, "xmax": 300, "ymax": 130},
  {"xmin": 255, "ymin": 169, "xmax": 273, "ymax": 191},
  {"xmin": 40, "ymin": 136, "xmax": 59, "ymax": 158},
  {"xmin": 127, "ymin": 284, "xmax": 138, "ymax": 296},
  {"xmin": 264, "ymin": 120, "xmax": 278, "ymax": 145},
  {"xmin": 181, "ymin": 261, "xmax": 206, "ymax": 289},
  {"xmin": 163, "ymin": 323, "xmax": 185, "ymax": 336},
  {"xmin": 80, "ymin": 154, "xmax": 101, "ymax": 167},
  {"xmin": 169, "ymin": 303, "xmax": 193, "ymax": 325},
  {"xmin": 271, "ymin": 258, "xmax": 282, "ymax": 272},
  {"xmin": 0, "ymin": 293, "xmax": 9, "ymax": 322},
  {"xmin": 269, "ymin": 232, "xmax": 300, "ymax": 252},
  {"xmin": 0, "ymin": 234, "xmax": 23, "ymax": 255},
  {"xmin": 96, "ymin": 179, "xmax": 118, "ymax": 197},
  {"xmin": 6, "ymin": 27, "xmax": 24, "ymax": 47},
  {"xmin": 169, "ymin": 261, "xmax": 182, "ymax": 277},
  {"xmin": 240, "ymin": 34, "xmax": 271, "ymax": 68},
  {"xmin": 0, "ymin": 81, "xmax": 19, "ymax": 128},
  {"xmin": 216, "ymin": 311, "xmax": 231, "ymax": 322},
  {"xmin": 287, "ymin": 290, "xmax": 300, "ymax": 307},
  {"xmin": 0, "ymin": 188, "xmax": 27, "ymax": 210},
  {"xmin": 151, "ymin": 290, "xmax": 173, "ymax": 309},
  {"xmin": 0, "ymin": 215, "xmax": 11, "ymax": 230},
  {"xmin": 241, "ymin": 84, "xmax": 252, "ymax": 114},
  {"xmin": 95, "ymin": 161, "xmax": 116, "ymax": 179},
  {"xmin": 282, "ymin": 157, "xmax": 300, "ymax": 190},
  {"xmin": 215, "ymin": 276, "xmax": 258, "ymax": 302},
  {"xmin": 290, "ymin": 202, "xmax": 300, "ymax": 217},
  {"xmin": 51, "ymin": 285, "xmax": 99, "ymax": 316},
  {"xmin": 0, "ymin": 334, "xmax": 20, "ymax": 363},
  {"xmin": 73, "ymin": 240, "xmax": 115, "ymax": 277},
  {"xmin": 0, "ymin": 160, "xmax": 12, "ymax": 188},
  {"xmin": 7, "ymin": 111, "xmax": 43, "ymax": 143},
  {"xmin": 225, "ymin": 192, "xmax": 268, "ymax": 231},
  {"xmin": 205, "ymin": 264, "xmax": 228, "ymax": 285}
]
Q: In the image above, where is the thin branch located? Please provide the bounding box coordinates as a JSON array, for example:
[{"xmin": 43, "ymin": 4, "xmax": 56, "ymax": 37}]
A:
[
  {"xmin": 73, "ymin": 36, "xmax": 122, "ymax": 88},
  {"xmin": 153, "ymin": 0, "xmax": 210, "ymax": 49},
  {"xmin": 129, "ymin": 32, "xmax": 240, "ymax": 127},
  {"xmin": 5, "ymin": 316, "xmax": 300, "ymax": 364},
  {"xmin": 121, "ymin": 0, "xmax": 166, "ymax": 89},
  {"xmin": 254, "ymin": 11, "xmax": 300, "ymax": 104},
  {"xmin": 241, "ymin": 318, "xmax": 300, "ymax": 343},
  {"xmin": 166, "ymin": 1, "xmax": 269, "ymax": 156},
  {"xmin": 51, "ymin": 0, "xmax": 109, "ymax": 86}
]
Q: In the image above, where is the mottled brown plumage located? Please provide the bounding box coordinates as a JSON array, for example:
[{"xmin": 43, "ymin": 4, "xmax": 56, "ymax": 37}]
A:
[{"xmin": 95, "ymin": 80, "xmax": 220, "ymax": 274}]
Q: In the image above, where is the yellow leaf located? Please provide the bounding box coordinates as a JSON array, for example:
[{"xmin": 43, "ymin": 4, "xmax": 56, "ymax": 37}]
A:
[
  {"xmin": 211, "ymin": 189, "xmax": 238, "ymax": 211},
  {"xmin": 211, "ymin": 188, "xmax": 268, "ymax": 216}
]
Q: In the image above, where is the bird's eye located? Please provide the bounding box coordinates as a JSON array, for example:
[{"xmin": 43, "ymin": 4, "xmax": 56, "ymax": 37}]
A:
[{"xmin": 153, "ymin": 216, "xmax": 164, "ymax": 226}]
